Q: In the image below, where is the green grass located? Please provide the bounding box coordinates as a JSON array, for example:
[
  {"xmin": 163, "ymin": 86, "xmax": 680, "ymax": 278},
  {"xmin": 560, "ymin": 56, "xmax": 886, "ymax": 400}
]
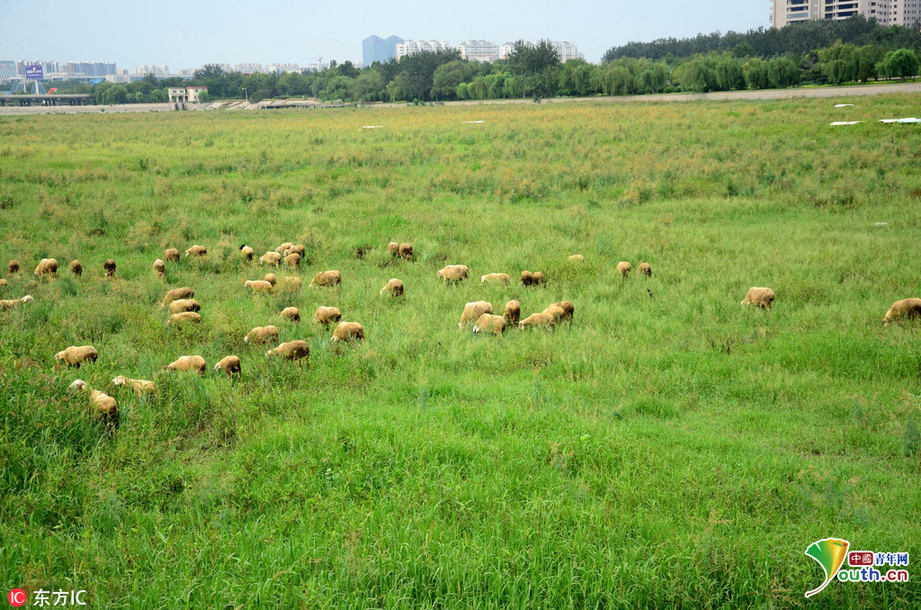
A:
[{"xmin": 1, "ymin": 98, "xmax": 920, "ymax": 608}]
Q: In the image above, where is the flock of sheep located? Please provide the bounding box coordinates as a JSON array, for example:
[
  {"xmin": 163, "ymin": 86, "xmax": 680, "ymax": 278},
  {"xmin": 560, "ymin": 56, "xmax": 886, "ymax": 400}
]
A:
[{"xmin": 2, "ymin": 240, "xmax": 921, "ymax": 429}]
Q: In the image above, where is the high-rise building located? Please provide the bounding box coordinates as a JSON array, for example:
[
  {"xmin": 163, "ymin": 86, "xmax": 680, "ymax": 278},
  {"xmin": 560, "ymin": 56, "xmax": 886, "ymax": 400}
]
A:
[
  {"xmin": 363, "ymin": 35, "xmax": 404, "ymax": 65},
  {"xmin": 771, "ymin": 0, "xmax": 921, "ymax": 28},
  {"xmin": 395, "ymin": 40, "xmax": 451, "ymax": 61},
  {"xmin": 456, "ymin": 40, "xmax": 500, "ymax": 62},
  {"xmin": 500, "ymin": 41, "xmax": 584, "ymax": 62},
  {"xmin": 0, "ymin": 60, "xmax": 16, "ymax": 82}
]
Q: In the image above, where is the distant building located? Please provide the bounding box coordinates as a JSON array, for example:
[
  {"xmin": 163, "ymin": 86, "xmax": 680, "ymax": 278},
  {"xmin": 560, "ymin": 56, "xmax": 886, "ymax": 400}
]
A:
[
  {"xmin": 395, "ymin": 40, "xmax": 451, "ymax": 61},
  {"xmin": 0, "ymin": 60, "xmax": 16, "ymax": 83},
  {"xmin": 500, "ymin": 41, "xmax": 584, "ymax": 62},
  {"xmin": 363, "ymin": 35, "xmax": 404, "ymax": 64},
  {"xmin": 186, "ymin": 86, "xmax": 208, "ymax": 102},
  {"xmin": 456, "ymin": 40, "xmax": 500, "ymax": 62},
  {"xmin": 135, "ymin": 65, "xmax": 170, "ymax": 76},
  {"xmin": 770, "ymin": 0, "xmax": 921, "ymax": 28}
]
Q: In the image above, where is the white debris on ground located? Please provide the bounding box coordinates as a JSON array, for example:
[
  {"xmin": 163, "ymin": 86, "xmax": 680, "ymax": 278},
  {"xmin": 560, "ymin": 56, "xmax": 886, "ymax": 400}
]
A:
[
  {"xmin": 463, "ymin": 120, "xmax": 485, "ymax": 124},
  {"xmin": 875, "ymin": 222, "xmax": 889, "ymax": 226},
  {"xmin": 830, "ymin": 121, "xmax": 862, "ymax": 125},
  {"xmin": 834, "ymin": 104, "xmax": 854, "ymax": 108},
  {"xmin": 361, "ymin": 125, "xmax": 383, "ymax": 129},
  {"xmin": 880, "ymin": 117, "xmax": 921, "ymax": 124}
]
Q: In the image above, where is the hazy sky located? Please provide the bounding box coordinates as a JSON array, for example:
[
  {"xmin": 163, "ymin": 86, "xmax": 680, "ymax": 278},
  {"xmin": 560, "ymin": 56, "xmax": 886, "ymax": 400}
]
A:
[{"xmin": 1, "ymin": 1, "xmax": 767, "ymax": 69}]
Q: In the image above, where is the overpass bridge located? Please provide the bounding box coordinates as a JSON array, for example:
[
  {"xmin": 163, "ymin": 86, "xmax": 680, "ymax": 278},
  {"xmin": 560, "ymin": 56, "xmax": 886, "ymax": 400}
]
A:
[{"xmin": 0, "ymin": 94, "xmax": 92, "ymax": 107}]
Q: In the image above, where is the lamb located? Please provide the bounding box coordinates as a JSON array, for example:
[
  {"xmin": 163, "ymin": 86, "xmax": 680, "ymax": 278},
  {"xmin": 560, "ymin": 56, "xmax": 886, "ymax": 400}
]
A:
[
  {"xmin": 275, "ymin": 242, "xmax": 294, "ymax": 255},
  {"xmin": 459, "ymin": 301, "xmax": 493, "ymax": 328},
  {"xmin": 331, "ymin": 321, "xmax": 364, "ymax": 342},
  {"xmin": 68, "ymin": 379, "xmax": 118, "ymax": 425},
  {"xmin": 616, "ymin": 262, "xmax": 632, "ymax": 278},
  {"xmin": 164, "ymin": 248, "xmax": 180, "ymax": 262},
  {"xmin": 882, "ymin": 298, "xmax": 921, "ymax": 326},
  {"xmin": 111, "ymin": 375, "xmax": 157, "ymax": 396},
  {"xmin": 279, "ymin": 307, "xmax": 301, "ymax": 323},
  {"xmin": 263, "ymin": 273, "xmax": 277, "ymax": 286},
  {"xmin": 214, "ymin": 355, "xmax": 242, "ymax": 378},
  {"xmin": 239, "ymin": 245, "xmax": 255, "ymax": 261},
  {"xmin": 283, "ymin": 276, "xmax": 302, "ymax": 291},
  {"xmin": 153, "ymin": 258, "xmax": 166, "ymax": 278},
  {"xmin": 34, "ymin": 258, "xmax": 58, "ymax": 278},
  {"xmin": 168, "ymin": 311, "xmax": 202, "ymax": 325},
  {"xmin": 0, "ymin": 295, "xmax": 34, "ymax": 311},
  {"xmin": 168, "ymin": 299, "xmax": 200, "ymax": 314},
  {"xmin": 266, "ymin": 340, "xmax": 310, "ymax": 362},
  {"xmin": 244, "ymin": 325, "xmax": 279, "ymax": 345},
  {"xmin": 284, "ymin": 252, "xmax": 301, "ymax": 268},
  {"xmin": 380, "ymin": 278, "xmax": 404, "ymax": 297},
  {"xmin": 161, "ymin": 287, "xmax": 194, "ymax": 307},
  {"xmin": 387, "ymin": 242, "xmax": 400, "ymax": 257},
  {"xmin": 438, "ymin": 265, "xmax": 469, "ymax": 283},
  {"xmin": 245, "ymin": 280, "xmax": 274, "ymax": 294},
  {"xmin": 481, "ymin": 273, "xmax": 511, "ymax": 284},
  {"xmin": 398, "ymin": 243, "xmax": 413, "ymax": 261},
  {"xmin": 521, "ymin": 270, "xmax": 545, "ymax": 287},
  {"xmin": 185, "ymin": 245, "xmax": 207, "ymax": 257},
  {"xmin": 260, "ymin": 251, "xmax": 282, "ymax": 266},
  {"xmin": 314, "ymin": 306, "xmax": 342, "ymax": 325},
  {"xmin": 568, "ymin": 254, "xmax": 585, "ymax": 262},
  {"xmin": 167, "ymin": 355, "xmax": 206, "ymax": 374},
  {"xmin": 70, "ymin": 259, "xmax": 83, "ymax": 277},
  {"xmin": 638, "ymin": 262, "xmax": 652, "ymax": 278},
  {"xmin": 103, "ymin": 259, "xmax": 116, "ymax": 278},
  {"xmin": 519, "ymin": 312, "xmax": 555, "ymax": 329},
  {"xmin": 548, "ymin": 301, "xmax": 575, "ymax": 322},
  {"xmin": 309, "ymin": 270, "xmax": 342, "ymax": 288},
  {"xmin": 741, "ymin": 287, "xmax": 776, "ymax": 310},
  {"xmin": 504, "ymin": 300, "xmax": 521, "ymax": 326},
  {"xmin": 473, "ymin": 313, "xmax": 507, "ymax": 335},
  {"xmin": 8, "ymin": 260, "xmax": 20, "ymax": 274},
  {"xmin": 55, "ymin": 345, "xmax": 99, "ymax": 367}
]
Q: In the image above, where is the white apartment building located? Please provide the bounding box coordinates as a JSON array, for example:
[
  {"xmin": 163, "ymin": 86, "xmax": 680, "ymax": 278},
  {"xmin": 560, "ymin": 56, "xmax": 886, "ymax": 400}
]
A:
[
  {"xmin": 500, "ymin": 41, "xmax": 584, "ymax": 62},
  {"xmin": 395, "ymin": 40, "xmax": 451, "ymax": 60},
  {"xmin": 771, "ymin": 0, "xmax": 921, "ymax": 28},
  {"xmin": 456, "ymin": 40, "xmax": 500, "ymax": 62}
]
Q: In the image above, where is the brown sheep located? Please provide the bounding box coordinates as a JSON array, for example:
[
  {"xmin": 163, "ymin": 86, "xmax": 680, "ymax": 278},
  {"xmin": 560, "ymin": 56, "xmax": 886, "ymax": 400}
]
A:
[
  {"xmin": 244, "ymin": 325, "xmax": 280, "ymax": 345},
  {"xmin": 68, "ymin": 380, "xmax": 118, "ymax": 426},
  {"xmin": 638, "ymin": 262, "xmax": 652, "ymax": 277},
  {"xmin": 185, "ymin": 245, "xmax": 207, "ymax": 257},
  {"xmin": 266, "ymin": 340, "xmax": 310, "ymax": 362},
  {"xmin": 35, "ymin": 258, "xmax": 58, "ymax": 278},
  {"xmin": 214, "ymin": 355, "xmax": 242, "ymax": 378},
  {"xmin": 279, "ymin": 307, "xmax": 300, "ymax": 323},
  {"xmin": 616, "ymin": 262, "xmax": 632, "ymax": 278},
  {"xmin": 0, "ymin": 279, "xmax": 6, "ymax": 287},
  {"xmin": 544, "ymin": 306, "xmax": 567, "ymax": 325},
  {"xmin": 314, "ymin": 306, "xmax": 342, "ymax": 325},
  {"xmin": 259, "ymin": 251, "xmax": 282, "ymax": 266},
  {"xmin": 164, "ymin": 248, "xmax": 180, "ymax": 262},
  {"xmin": 519, "ymin": 312, "xmax": 554, "ymax": 329},
  {"xmin": 459, "ymin": 301, "xmax": 493, "ymax": 328},
  {"xmin": 263, "ymin": 273, "xmax": 278, "ymax": 287},
  {"xmin": 380, "ymin": 278, "xmax": 404, "ymax": 297},
  {"xmin": 284, "ymin": 252, "xmax": 301, "ymax": 268},
  {"xmin": 0, "ymin": 295, "xmax": 34, "ymax": 311},
  {"xmin": 240, "ymin": 245, "xmax": 255, "ymax": 260},
  {"xmin": 387, "ymin": 242, "xmax": 400, "ymax": 257},
  {"xmin": 882, "ymin": 298, "xmax": 921, "ymax": 326},
  {"xmin": 111, "ymin": 375, "xmax": 157, "ymax": 396},
  {"xmin": 398, "ymin": 243, "xmax": 414, "ymax": 260},
  {"xmin": 568, "ymin": 254, "xmax": 585, "ymax": 262},
  {"xmin": 168, "ymin": 299, "xmax": 201, "ymax": 314},
  {"xmin": 309, "ymin": 270, "xmax": 342, "ymax": 288},
  {"xmin": 283, "ymin": 276, "xmax": 302, "ymax": 291},
  {"xmin": 55, "ymin": 345, "xmax": 99, "ymax": 367},
  {"xmin": 504, "ymin": 300, "xmax": 521, "ymax": 326},
  {"xmin": 521, "ymin": 270, "xmax": 546, "ymax": 287},
  {"xmin": 8, "ymin": 260, "xmax": 20, "ymax": 274},
  {"xmin": 287, "ymin": 244, "xmax": 306, "ymax": 258},
  {"xmin": 70, "ymin": 259, "xmax": 83, "ymax": 277},
  {"xmin": 473, "ymin": 313, "xmax": 507, "ymax": 335},
  {"xmin": 438, "ymin": 265, "xmax": 469, "ymax": 283},
  {"xmin": 153, "ymin": 258, "xmax": 166, "ymax": 278},
  {"xmin": 742, "ymin": 287, "xmax": 776, "ymax": 310},
  {"xmin": 161, "ymin": 287, "xmax": 194, "ymax": 307},
  {"xmin": 167, "ymin": 355, "xmax": 206, "ymax": 374},
  {"xmin": 481, "ymin": 273, "xmax": 511, "ymax": 284},
  {"xmin": 276, "ymin": 242, "xmax": 294, "ymax": 255},
  {"xmin": 245, "ymin": 280, "xmax": 274, "ymax": 294},
  {"xmin": 331, "ymin": 321, "xmax": 364, "ymax": 342},
  {"xmin": 103, "ymin": 259, "xmax": 117, "ymax": 278},
  {"xmin": 548, "ymin": 301, "xmax": 575, "ymax": 322},
  {"xmin": 168, "ymin": 311, "xmax": 202, "ymax": 325}
]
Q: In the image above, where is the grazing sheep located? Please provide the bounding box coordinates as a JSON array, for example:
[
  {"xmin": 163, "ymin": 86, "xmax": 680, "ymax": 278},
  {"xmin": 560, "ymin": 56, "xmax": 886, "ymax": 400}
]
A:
[
  {"xmin": 8, "ymin": 260, "xmax": 20, "ymax": 274},
  {"xmin": 481, "ymin": 273, "xmax": 511, "ymax": 285},
  {"xmin": 240, "ymin": 245, "xmax": 255, "ymax": 261},
  {"xmin": 267, "ymin": 340, "xmax": 310, "ymax": 362},
  {"xmin": 398, "ymin": 243, "xmax": 414, "ymax": 261},
  {"xmin": 168, "ymin": 311, "xmax": 202, "ymax": 326},
  {"xmin": 185, "ymin": 245, "xmax": 207, "ymax": 257},
  {"xmin": 168, "ymin": 299, "xmax": 200, "ymax": 314},
  {"xmin": 288, "ymin": 244, "xmax": 306, "ymax": 258},
  {"xmin": 0, "ymin": 295, "xmax": 34, "ymax": 311},
  {"xmin": 35, "ymin": 258, "xmax": 58, "ymax": 278},
  {"xmin": 741, "ymin": 287, "xmax": 776, "ymax": 310},
  {"xmin": 161, "ymin": 287, "xmax": 194, "ymax": 307},
  {"xmin": 153, "ymin": 258, "xmax": 166, "ymax": 278},
  {"xmin": 70, "ymin": 259, "xmax": 83, "ymax": 277},
  {"xmin": 380, "ymin": 278, "xmax": 404, "ymax": 297},
  {"xmin": 882, "ymin": 298, "xmax": 921, "ymax": 325},
  {"xmin": 459, "ymin": 301, "xmax": 494, "ymax": 328},
  {"xmin": 438, "ymin": 265, "xmax": 469, "ymax": 283},
  {"xmin": 309, "ymin": 270, "xmax": 342, "ymax": 288},
  {"xmin": 568, "ymin": 254, "xmax": 585, "ymax": 262},
  {"xmin": 167, "ymin": 355, "xmax": 206, "ymax": 374},
  {"xmin": 55, "ymin": 345, "xmax": 99, "ymax": 367},
  {"xmin": 111, "ymin": 375, "xmax": 157, "ymax": 396},
  {"xmin": 214, "ymin": 355, "xmax": 242, "ymax": 378},
  {"xmin": 387, "ymin": 242, "xmax": 400, "ymax": 257},
  {"xmin": 68, "ymin": 379, "xmax": 118, "ymax": 425},
  {"xmin": 284, "ymin": 252, "xmax": 301, "ymax": 268},
  {"xmin": 314, "ymin": 306, "xmax": 342, "ymax": 325},
  {"xmin": 103, "ymin": 259, "xmax": 116, "ymax": 278},
  {"xmin": 504, "ymin": 300, "xmax": 521, "ymax": 326},
  {"xmin": 279, "ymin": 307, "xmax": 300, "ymax": 323},
  {"xmin": 548, "ymin": 301, "xmax": 575, "ymax": 322},
  {"xmin": 260, "ymin": 251, "xmax": 282, "ymax": 266},
  {"xmin": 263, "ymin": 273, "xmax": 278, "ymax": 287},
  {"xmin": 283, "ymin": 276, "xmax": 302, "ymax": 291},
  {"xmin": 245, "ymin": 279, "xmax": 274, "ymax": 294},
  {"xmin": 638, "ymin": 262, "xmax": 652, "ymax": 278},
  {"xmin": 276, "ymin": 242, "xmax": 294, "ymax": 255},
  {"xmin": 473, "ymin": 313, "xmax": 507, "ymax": 335},
  {"xmin": 544, "ymin": 306, "xmax": 567, "ymax": 325},
  {"xmin": 244, "ymin": 325, "xmax": 279, "ymax": 345},
  {"xmin": 521, "ymin": 270, "xmax": 546, "ymax": 287},
  {"xmin": 331, "ymin": 321, "xmax": 364, "ymax": 342},
  {"xmin": 164, "ymin": 248, "xmax": 180, "ymax": 262},
  {"xmin": 616, "ymin": 262, "xmax": 632, "ymax": 278},
  {"xmin": 519, "ymin": 312, "xmax": 555, "ymax": 329},
  {"xmin": 0, "ymin": 279, "xmax": 6, "ymax": 287}
]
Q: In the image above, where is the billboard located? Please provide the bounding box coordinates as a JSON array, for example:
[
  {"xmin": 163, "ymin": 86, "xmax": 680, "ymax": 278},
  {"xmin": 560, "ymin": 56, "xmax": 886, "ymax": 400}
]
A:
[{"xmin": 25, "ymin": 64, "xmax": 43, "ymax": 80}]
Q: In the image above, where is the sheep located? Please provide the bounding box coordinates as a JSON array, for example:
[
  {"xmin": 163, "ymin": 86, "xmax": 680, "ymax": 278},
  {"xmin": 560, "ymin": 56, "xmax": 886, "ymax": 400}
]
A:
[
  {"xmin": 244, "ymin": 325, "xmax": 279, "ymax": 345},
  {"xmin": 380, "ymin": 278, "xmax": 404, "ymax": 297},
  {"xmin": 0, "ymin": 279, "xmax": 6, "ymax": 287},
  {"xmin": 153, "ymin": 258, "xmax": 166, "ymax": 278},
  {"xmin": 68, "ymin": 380, "xmax": 118, "ymax": 425},
  {"xmin": 8, "ymin": 260, "xmax": 20, "ymax": 274},
  {"xmin": 102, "ymin": 259, "xmax": 116, "ymax": 278},
  {"xmin": 519, "ymin": 312, "xmax": 555, "ymax": 329},
  {"xmin": 266, "ymin": 340, "xmax": 310, "ymax": 362},
  {"xmin": 548, "ymin": 301, "xmax": 575, "ymax": 322},
  {"xmin": 279, "ymin": 307, "xmax": 300, "ymax": 323},
  {"xmin": 638, "ymin": 262, "xmax": 652, "ymax": 278},
  {"xmin": 481, "ymin": 273, "xmax": 511, "ymax": 285},
  {"xmin": 168, "ymin": 299, "xmax": 200, "ymax": 314},
  {"xmin": 185, "ymin": 245, "xmax": 207, "ymax": 257},
  {"xmin": 283, "ymin": 276, "xmax": 302, "ymax": 291},
  {"xmin": 616, "ymin": 262, "xmax": 632, "ymax": 279},
  {"xmin": 882, "ymin": 298, "xmax": 921, "ymax": 326},
  {"xmin": 214, "ymin": 355, "xmax": 242, "ymax": 378},
  {"xmin": 568, "ymin": 254, "xmax": 585, "ymax": 262},
  {"xmin": 264, "ymin": 273, "xmax": 278, "ymax": 287},
  {"xmin": 284, "ymin": 252, "xmax": 301, "ymax": 268},
  {"xmin": 240, "ymin": 245, "xmax": 255, "ymax": 261},
  {"xmin": 331, "ymin": 321, "xmax": 364, "ymax": 342},
  {"xmin": 459, "ymin": 301, "xmax": 493, "ymax": 328},
  {"xmin": 741, "ymin": 287, "xmax": 776, "ymax": 310},
  {"xmin": 70, "ymin": 259, "xmax": 83, "ymax": 277},
  {"xmin": 398, "ymin": 243, "xmax": 414, "ymax": 261},
  {"xmin": 168, "ymin": 311, "xmax": 202, "ymax": 326},
  {"xmin": 438, "ymin": 265, "xmax": 469, "ymax": 283},
  {"xmin": 309, "ymin": 270, "xmax": 342, "ymax": 288},
  {"xmin": 245, "ymin": 279, "xmax": 274, "ymax": 294},
  {"xmin": 55, "ymin": 345, "xmax": 99, "ymax": 367},
  {"xmin": 521, "ymin": 270, "xmax": 546, "ymax": 287},
  {"xmin": 504, "ymin": 300, "xmax": 521, "ymax": 326},
  {"xmin": 276, "ymin": 242, "xmax": 294, "ymax": 255},
  {"xmin": 167, "ymin": 355, "xmax": 206, "ymax": 374},
  {"xmin": 111, "ymin": 375, "xmax": 157, "ymax": 396},
  {"xmin": 260, "ymin": 251, "xmax": 282, "ymax": 266},
  {"xmin": 544, "ymin": 306, "xmax": 567, "ymax": 325},
  {"xmin": 314, "ymin": 306, "xmax": 342, "ymax": 325},
  {"xmin": 387, "ymin": 242, "xmax": 400, "ymax": 257},
  {"xmin": 287, "ymin": 244, "xmax": 306, "ymax": 258},
  {"xmin": 473, "ymin": 313, "xmax": 507, "ymax": 335},
  {"xmin": 34, "ymin": 258, "xmax": 58, "ymax": 278},
  {"xmin": 164, "ymin": 248, "xmax": 180, "ymax": 262},
  {"xmin": 0, "ymin": 295, "xmax": 34, "ymax": 311},
  {"xmin": 161, "ymin": 287, "xmax": 194, "ymax": 307}
]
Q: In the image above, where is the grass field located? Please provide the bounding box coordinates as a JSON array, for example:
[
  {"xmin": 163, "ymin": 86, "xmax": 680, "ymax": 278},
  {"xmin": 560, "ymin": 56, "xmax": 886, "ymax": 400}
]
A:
[{"xmin": 1, "ymin": 97, "xmax": 920, "ymax": 608}]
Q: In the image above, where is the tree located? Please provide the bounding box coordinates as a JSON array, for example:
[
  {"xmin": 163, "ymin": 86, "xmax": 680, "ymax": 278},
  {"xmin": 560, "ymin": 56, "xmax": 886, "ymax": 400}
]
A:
[
  {"xmin": 353, "ymin": 69, "xmax": 385, "ymax": 102},
  {"xmin": 432, "ymin": 60, "xmax": 473, "ymax": 100},
  {"xmin": 818, "ymin": 42, "xmax": 859, "ymax": 84},
  {"xmin": 878, "ymin": 48, "xmax": 920, "ymax": 81},
  {"xmin": 506, "ymin": 40, "xmax": 561, "ymax": 98},
  {"xmin": 399, "ymin": 49, "xmax": 461, "ymax": 101}
]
